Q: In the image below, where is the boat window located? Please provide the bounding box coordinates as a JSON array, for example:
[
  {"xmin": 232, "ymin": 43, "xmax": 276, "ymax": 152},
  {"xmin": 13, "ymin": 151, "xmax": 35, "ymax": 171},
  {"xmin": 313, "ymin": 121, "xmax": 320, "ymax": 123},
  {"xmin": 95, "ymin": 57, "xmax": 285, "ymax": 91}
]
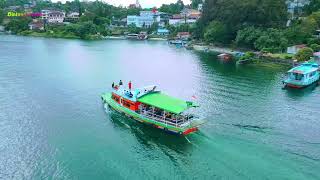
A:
[
  {"xmin": 309, "ymin": 71, "xmax": 316, "ymax": 77},
  {"xmin": 112, "ymin": 94, "xmax": 120, "ymax": 102},
  {"xmin": 122, "ymin": 99, "xmax": 133, "ymax": 108},
  {"xmin": 294, "ymin": 73, "xmax": 304, "ymax": 80}
]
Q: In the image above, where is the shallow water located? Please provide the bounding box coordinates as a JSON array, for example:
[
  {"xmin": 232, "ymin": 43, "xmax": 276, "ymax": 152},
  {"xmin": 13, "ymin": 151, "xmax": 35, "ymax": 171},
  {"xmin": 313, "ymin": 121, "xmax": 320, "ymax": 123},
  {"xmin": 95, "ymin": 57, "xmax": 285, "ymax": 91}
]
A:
[{"xmin": 0, "ymin": 35, "xmax": 319, "ymax": 179}]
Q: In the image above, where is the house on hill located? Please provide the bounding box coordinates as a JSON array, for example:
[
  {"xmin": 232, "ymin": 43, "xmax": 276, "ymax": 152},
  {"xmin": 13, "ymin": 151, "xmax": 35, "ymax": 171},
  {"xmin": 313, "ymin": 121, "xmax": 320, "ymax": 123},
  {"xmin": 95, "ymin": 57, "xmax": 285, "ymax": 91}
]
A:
[
  {"xmin": 48, "ymin": 11, "xmax": 65, "ymax": 23},
  {"xmin": 177, "ymin": 32, "xmax": 191, "ymax": 40},
  {"xmin": 28, "ymin": 21, "xmax": 44, "ymax": 31},
  {"xmin": 287, "ymin": 44, "xmax": 307, "ymax": 54}
]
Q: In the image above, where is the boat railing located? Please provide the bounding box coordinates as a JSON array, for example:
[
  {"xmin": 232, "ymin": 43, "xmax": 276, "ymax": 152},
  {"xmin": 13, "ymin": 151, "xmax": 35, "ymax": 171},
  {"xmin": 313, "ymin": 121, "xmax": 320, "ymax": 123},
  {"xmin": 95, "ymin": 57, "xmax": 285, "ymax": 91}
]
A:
[{"xmin": 139, "ymin": 108, "xmax": 191, "ymax": 128}]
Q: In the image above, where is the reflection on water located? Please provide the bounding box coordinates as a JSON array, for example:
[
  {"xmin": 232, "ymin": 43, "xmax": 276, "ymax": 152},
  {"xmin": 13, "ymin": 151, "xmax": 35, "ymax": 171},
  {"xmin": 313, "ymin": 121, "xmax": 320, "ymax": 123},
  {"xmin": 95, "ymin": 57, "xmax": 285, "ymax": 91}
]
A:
[
  {"xmin": 285, "ymin": 82, "xmax": 319, "ymax": 99},
  {"xmin": 108, "ymin": 108, "xmax": 193, "ymax": 153},
  {"xmin": 1, "ymin": 35, "xmax": 319, "ymax": 179}
]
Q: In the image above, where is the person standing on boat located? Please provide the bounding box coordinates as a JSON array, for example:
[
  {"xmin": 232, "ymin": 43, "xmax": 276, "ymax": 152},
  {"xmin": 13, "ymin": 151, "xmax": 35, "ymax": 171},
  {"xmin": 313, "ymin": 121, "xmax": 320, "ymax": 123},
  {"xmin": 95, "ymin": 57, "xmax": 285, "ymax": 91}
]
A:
[
  {"xmin": 119, "ymin": 80, "xmax": 123, "ymax": 86},
  {"xmin": 112, "ymin": 82, "xmax": 115, "ymax": 89},
  {"xmin": 128, "ymin": 81, "xmax": 132, "ymax": 90}
]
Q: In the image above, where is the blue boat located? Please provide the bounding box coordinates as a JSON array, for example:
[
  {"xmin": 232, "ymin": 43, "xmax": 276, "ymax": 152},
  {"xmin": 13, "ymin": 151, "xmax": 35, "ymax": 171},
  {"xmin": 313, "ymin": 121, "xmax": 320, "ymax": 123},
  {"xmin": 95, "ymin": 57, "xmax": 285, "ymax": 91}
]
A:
[{"xmin": 283, "ymin": 62, "xmax": 320, "ymax": 88}]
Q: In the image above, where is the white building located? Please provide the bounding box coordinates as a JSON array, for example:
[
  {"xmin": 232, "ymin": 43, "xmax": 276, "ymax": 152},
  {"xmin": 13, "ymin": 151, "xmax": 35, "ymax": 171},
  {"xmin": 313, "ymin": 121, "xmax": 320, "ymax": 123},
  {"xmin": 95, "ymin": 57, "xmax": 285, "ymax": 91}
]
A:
[
  {"xmin": 169, "ymin": 18, "xmax": 197, "ymax": 26},
  {"xmin": 287, "ymin": 0, "xmax": 310, "ymax": 16},
  {"xmin": 47, "ymin": 11, "xmax": 65, "ymax": 23},
  {"xmin": 41, "ymin": 10, "xmax": 50, "ymax": 20},
  {"xmin": 67, "ymin": 12, "xmax": 79, "ymax": 18},
  {"xmin": 41, "ymin": 10, "xmax": 65, "ymax": 23},
  {"xmin": 64, "ymin": 12, "xmax": 79, "ymax": 22},
  {"xmin": 287, "ymin": 44, "xmax": 307, "ymax": 54},
  {"xmin": 169, "ymin": 9, "xmax": 201, "ymax": 26},
  {"xmin": 169, "ymin": 15, "xmax": 198, "ymax": 26},
  {"xmin": 169, "ymin": 15, "xmax": 183, "ymax": 26},
  {"xmin": 28, "ymin": 22, "xmax": 44, "ymax": 30},
  {"xmin": 127, "ymin": 15, "xmax": 140, "ymax": 26},
  {"xmin": 127, "ymin": 11, "xmax": 160, "ymax": 28},
  {"xmin": 198, "ymin": 4, "xmax": 203, "ymax": 11}
]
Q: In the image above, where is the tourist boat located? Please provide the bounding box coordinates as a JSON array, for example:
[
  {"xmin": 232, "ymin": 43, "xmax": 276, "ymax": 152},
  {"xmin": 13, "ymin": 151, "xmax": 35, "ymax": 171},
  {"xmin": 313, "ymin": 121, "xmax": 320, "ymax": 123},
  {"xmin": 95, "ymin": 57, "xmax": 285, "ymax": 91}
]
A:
[
  {"xmin": 217, "ymin": 53, "xmax": 232, "ymax": 61},
  {"xmin": 168, "ymin": 39, "xmax": 185, "ymax": 45},
  {"xmin": 137, "ymin": 32, "xmax": 148, "ymax": 40},
  {"xmin": 101, "ymin": 85, "xmax": 205, "ymax": 135},
  {"xmin": 126, "ymin": 32, "xmax": 148, "ymax": 40},
  {"xmin": 126, "ymin": 33, "xmax": 139, "ymax": 39},
  {"xmin": 283, "ymin": 62, "xmax": 320, "ymax": 88}
]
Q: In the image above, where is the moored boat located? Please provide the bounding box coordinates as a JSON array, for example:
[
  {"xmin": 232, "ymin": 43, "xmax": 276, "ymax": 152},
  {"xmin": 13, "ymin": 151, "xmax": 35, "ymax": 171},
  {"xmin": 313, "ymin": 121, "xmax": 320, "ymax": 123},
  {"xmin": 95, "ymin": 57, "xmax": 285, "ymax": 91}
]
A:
[
  {"xmin": 283, "ymin": 62, "xmax": 320, "ymax": 88},
  {"xmin": 101, "ymin": 85, "xmax": 205, "ymax": 135},
  {"xmin": 126, "ymin": 33, "xmax": 139, "ymax": 39},
  {"xmin": 217, "ymin": 53, "xmax": 232, "ymax": 61},
  {"xmin": 137, "ymin": 32, "xmax": 148, "ymax": 40},
  {"xmin": 168, "ymin": 39, "xmax": 186, "ymax": 45}
]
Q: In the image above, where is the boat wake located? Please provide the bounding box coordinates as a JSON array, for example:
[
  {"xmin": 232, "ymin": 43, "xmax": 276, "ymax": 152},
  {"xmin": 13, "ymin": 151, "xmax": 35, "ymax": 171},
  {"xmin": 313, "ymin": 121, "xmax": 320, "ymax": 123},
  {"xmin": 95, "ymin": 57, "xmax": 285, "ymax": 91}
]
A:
[
  {"xmin": 218, "ymin": 123, "xmax": 272, "ymax": 133},
  {"xmin": 232, "ymin": 123, "xmax": 271, "ymax": 132}
]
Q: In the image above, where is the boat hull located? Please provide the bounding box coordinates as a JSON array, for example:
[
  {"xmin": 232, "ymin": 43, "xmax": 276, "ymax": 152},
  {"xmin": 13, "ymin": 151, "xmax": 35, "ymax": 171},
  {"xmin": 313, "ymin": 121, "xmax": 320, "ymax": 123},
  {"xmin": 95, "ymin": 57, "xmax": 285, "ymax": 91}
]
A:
[
  {"xmin": 284, "ymin": 78, "xmax": 319, "ymax": 89},
  {"xmin": 285, "ymin": 83, "xmax": 305, "ymax": 89},
  {"xmin": 101, "ymin": 93, "xmax": 198, "ymax": 135}
]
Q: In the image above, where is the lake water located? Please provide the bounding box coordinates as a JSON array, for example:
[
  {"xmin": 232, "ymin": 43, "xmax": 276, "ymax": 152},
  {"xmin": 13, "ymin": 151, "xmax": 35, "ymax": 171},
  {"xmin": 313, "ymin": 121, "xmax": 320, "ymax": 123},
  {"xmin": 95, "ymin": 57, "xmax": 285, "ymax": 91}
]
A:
[{"xmin": 0, "ymin": 35, "xmax": 319, "ymax": 179}]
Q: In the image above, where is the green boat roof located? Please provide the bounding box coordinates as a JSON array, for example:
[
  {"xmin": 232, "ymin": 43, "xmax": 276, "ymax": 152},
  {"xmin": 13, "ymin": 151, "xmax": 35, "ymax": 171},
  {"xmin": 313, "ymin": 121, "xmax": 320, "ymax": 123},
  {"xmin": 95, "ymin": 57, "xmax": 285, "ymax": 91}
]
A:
[{"xmin": 137, "ymin": 92, "xmax": 193, "ymax": 114}]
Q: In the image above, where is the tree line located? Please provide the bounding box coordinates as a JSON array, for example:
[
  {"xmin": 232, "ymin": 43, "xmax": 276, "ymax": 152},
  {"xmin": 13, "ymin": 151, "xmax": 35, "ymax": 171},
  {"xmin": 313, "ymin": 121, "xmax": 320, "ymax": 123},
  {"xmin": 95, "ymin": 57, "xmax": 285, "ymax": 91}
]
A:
[
  {"xmin": 3, "ymin": 0, "xmax": 320, "ymax": 54},
  {"xmin": 192, "ymin": 0, "xmax": 320, "ymax": 55},
  {"xmin": 1, "ymin": 0, "xmax": 143, "ymax": 39}
]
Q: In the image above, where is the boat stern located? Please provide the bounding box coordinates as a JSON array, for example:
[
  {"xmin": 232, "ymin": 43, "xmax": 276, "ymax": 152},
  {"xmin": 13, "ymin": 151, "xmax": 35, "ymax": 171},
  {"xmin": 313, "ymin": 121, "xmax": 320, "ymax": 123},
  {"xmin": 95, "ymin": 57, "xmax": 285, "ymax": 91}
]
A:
[
  {"xmin": 183, "ymin": 127, "xmax": 198, "ymax": 135},
  {"xmin": 283, "ymin": 79, "xmax": 305, "ymax": 89},
  {"xmin": 180, "ymin": 117, "xmax": 206, "ymax": 135}
]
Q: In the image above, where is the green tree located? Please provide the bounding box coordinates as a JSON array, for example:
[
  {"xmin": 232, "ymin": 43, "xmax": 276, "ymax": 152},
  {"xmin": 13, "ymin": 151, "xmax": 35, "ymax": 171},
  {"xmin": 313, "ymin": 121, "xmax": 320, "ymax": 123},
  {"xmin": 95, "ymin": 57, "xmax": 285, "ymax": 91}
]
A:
[
  {"xmin": 149, "ymin": 22, "xmax": 159, "ymax": 33},
  {"xmin": 307, "ymin": 38, "xmax": 320, "ymax": 46},
  {"xmin": 0, "ymin": 0, "xmax": 5, "ymax": 8},
  {"xmin": 0, "ymin": 8, "xmax": 4, "ymax": 24},
  {"xmin": 236, "ymin": 27, "xmax": 263, "ymax": 48},
  {"xmin": 295, "ymin": 47, "xmax": 314, "ymax": 61},
  {"xmin": 65, "ymin": 23, "xmax": 81, "ymax": 36},
  {"xmin": 304, "ymin": 0, "xmax": 320, "ymax": 15},
  {"xmin": 5, "ymin": 17, "xmax": 31, "ymax": 34},
  {"xmin": 204, "ymin": 21, "xmax": 228, "ymax": 44},
  {"xmin": 93, "ymin": 16, "xmax": 110, "ymax": 26},
  {"xmin": 310, "ymin": 43, "xmax": 320, "ymax": 51},
  {"xmin": 127, "ymin": 8, "xmax": 140, "ymax": 15},
  {"xmin": 254, "ymin": 28, "xmax": 288, "ymax": 52},
  {"xmin": 77, "ymin": 21, "xmax": 98, "ymax": 39},
  {"xmin": 285, "ymin": 25, "xmax": 312, "ymax": 45},
  {"xmin": 159, "ymin": 0, "xmax": 184, "ymax": 14},
  {"xmin": 100, "ymin": 29, "xmax": 111, "ymax": 36},
  {"xmin": 176, "ymin": 24, "xmax": 190, "ymax": 32},
  {"xmin": 198, "ymin": 0, "xmax": 288, "ymax": 43},
  {"xmin": 191, "ymin": 0, "xmax": 202, "ymax": 9},
  {"xmin": 308, "ymin": 11, "xmax": 320, "ymax": 25},
  {"xmin": 33, "ymin": 0, "xmax": 53, "ymax": 12},
  {"xmin": 79, "ymin": 11, "xmax": 96, "ymax": 22},
  {"xmin": 127, "ymin": 24, "xmax": 141, "ymax": 33}
]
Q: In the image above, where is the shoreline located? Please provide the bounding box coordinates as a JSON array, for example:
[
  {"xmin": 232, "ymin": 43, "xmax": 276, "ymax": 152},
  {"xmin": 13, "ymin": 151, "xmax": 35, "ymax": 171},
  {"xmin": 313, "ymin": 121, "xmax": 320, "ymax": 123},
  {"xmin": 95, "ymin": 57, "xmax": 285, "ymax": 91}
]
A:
[
  {"xmin": 190, "ymin": 44, "xmax": 293, "ymax": 66},
  {"xmin": 0, "ymin": 33, "xmax": 294, "ymax": 67},
  {"xmin": 192, "ymin": 44, "xmax": 238, "ymax": 54},
  {"xmin": 9, "ymin": 32, "xmax": 170, "ymax": 41}
]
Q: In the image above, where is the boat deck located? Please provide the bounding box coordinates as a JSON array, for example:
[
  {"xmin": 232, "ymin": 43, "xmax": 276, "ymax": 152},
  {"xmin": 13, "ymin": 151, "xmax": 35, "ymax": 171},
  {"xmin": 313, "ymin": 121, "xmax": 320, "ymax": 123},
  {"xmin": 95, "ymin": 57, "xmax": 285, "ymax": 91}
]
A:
[{"xmin": 139, "ymin": 109, "xmax": 191, "ymax": 128}]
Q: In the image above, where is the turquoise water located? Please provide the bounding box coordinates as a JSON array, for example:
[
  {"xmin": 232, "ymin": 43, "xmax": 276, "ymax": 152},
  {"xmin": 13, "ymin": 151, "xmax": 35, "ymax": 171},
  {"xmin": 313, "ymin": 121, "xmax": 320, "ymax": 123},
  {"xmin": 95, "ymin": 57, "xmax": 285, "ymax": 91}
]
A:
[{"xmin": 0, "ymin": 35, "xmax": 319, "ymax": 179}]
